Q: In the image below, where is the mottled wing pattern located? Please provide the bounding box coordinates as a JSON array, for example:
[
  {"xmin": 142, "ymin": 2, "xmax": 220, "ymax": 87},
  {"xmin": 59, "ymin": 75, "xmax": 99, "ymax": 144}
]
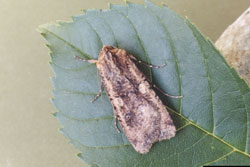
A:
[{"xmin": 96, "ymin": 46, "xmax": 176, "ymax": 154}]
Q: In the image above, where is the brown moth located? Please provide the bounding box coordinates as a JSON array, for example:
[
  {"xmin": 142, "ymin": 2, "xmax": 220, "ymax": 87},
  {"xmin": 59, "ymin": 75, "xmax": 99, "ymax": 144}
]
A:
[{"xmin": 75, "ymin": 45, "xmax": 179, "ymax": 154}]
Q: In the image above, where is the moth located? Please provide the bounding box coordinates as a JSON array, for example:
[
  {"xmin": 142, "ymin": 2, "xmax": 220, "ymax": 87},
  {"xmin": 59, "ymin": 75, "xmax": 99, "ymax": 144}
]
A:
[{"xmin": 75, "ymin": 45, "xmax": 181, "ymax": 154}]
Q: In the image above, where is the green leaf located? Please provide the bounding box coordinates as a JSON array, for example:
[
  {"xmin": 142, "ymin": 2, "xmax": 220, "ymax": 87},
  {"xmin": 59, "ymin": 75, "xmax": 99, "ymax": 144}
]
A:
[{"xmin": 39, "ymin": 1, "xmax": 250, "ymax": 166}]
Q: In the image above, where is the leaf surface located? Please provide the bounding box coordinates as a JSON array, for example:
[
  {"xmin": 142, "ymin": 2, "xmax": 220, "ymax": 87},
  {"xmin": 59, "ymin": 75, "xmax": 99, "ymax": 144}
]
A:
[{"xmin": 39, "ymin": 1, "xmax": 250, "ymax": 166}]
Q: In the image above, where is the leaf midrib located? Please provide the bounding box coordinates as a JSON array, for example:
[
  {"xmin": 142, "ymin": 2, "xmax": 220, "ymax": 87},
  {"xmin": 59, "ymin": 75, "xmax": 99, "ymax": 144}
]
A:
[{"xmin": 168, "ymin": 107, "xmax": 250, "ymax": 158}]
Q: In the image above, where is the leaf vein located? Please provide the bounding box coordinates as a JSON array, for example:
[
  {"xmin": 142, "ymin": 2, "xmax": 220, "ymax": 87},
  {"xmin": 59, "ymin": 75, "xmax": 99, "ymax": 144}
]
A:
[
  {"xmin": 215, "ymin": 108, "xmax": 245, "ymax": 128},
  {"xmin": 57, "ymin": 112, "xmax": 114, "ymax": 123},
  {"xmin": 186, "ymin": 21, "xmax": 215, "ymax": 133},
  {"xmin": 41, "ymin": 28, "xmax": 92, "ymax": 59},
  {"xmin": 147, "ymin": 6, "xmax": 183, "ymax": 113},
  {"xmin": 113, "ymin": 8, "xmax": 153, "ymax": 81},
  {"xmin": 94, "ymin": 11, "xmax": 120, "ymax": 47},
  {"xmin": 167, "ymin": 107, "xmax": 250, "ymax": 158},
  {"xmin": 51, "ymin": 61, "xmax": 95, "ymax": 72},
  {"xmin": 200, "ymin": 150, "xmax": 234, "ymax": 167},
  {"xmin": 64, "ymin": 130, "xmax": 131, "ymax": 149}
]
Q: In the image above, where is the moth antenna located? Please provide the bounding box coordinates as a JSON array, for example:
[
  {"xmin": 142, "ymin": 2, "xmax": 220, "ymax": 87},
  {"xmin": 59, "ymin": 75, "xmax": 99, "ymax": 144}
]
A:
[
  {"xmin": 153, "ymin": 85, "xmax": 183, "ymax": 98},
  {"xmin": 129, "ymin": 54, "xmax": 167, "ymax": 68},
  {"xmin": 138, "ymin": 60, "xmax": 167, "ymax": 68},
  {"xmin": 74, "ymin": 56, "xmax": 98, "ymax": 64}
]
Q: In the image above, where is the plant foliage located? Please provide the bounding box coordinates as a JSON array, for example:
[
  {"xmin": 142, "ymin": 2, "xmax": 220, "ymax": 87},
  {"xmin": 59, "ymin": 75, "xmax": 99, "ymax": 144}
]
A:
[{"xmin": 39, "ymin": 1, "xmax": 250, "ymax": 166}]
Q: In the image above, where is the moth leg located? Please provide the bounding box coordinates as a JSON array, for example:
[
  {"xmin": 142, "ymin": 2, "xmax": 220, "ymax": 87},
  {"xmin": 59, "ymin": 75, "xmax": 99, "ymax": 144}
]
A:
[
  {"xmin": 129, "ymin": 54, "xmax": 167, "ymax": 69},
  {"xmin": 114, "ymin": 116, "xmax": 121, "ymax": 133},
  {"xmin": 153, "ymin": 84, "xmax": 183, "ymax": 98},
  {"xmin": 75, "ymin": 56, "xmax": 98, "ymax": 64},
  {"xmin": 91, "ymin": 83, "xmax": 104, "ymax": 103}
]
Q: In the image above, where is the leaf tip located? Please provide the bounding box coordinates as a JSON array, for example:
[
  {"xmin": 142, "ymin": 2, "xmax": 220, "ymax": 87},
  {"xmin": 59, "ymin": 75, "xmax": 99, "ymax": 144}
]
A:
[
  {"xmin": 37, "ymin": 24, "xmax": 46, "ymax": 33},
  {"xmin": 81, "ymin": 9, "xmax": 87, "ymax": 14},
  {"xmin": 51, "ymin": 111, "xmax": 58, "ymax": 117},
  {"xmin": 77, "ymin": 153, "xmax": 82, "ymax": 158},
  {"xmin": 161, "ymin": 2, "xmax": 168, "ymax": 7},
  {"xmin": 37, "ymin": 23, "xmax": 56, "ymax": 34},
  {"xmin": 45, "ymin": 43, "xmax": 53, "ymax": 50},
  {"xmin": 59, "ymin": 127, "xmax": 64, "ymax": 134},
  {"xmin": 36, "ymin": 27, "xmax": 43, "ymax": 35},
  {"xmin": 39, "ymin": 30, "xmax": 47, "ymax": 38}
]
